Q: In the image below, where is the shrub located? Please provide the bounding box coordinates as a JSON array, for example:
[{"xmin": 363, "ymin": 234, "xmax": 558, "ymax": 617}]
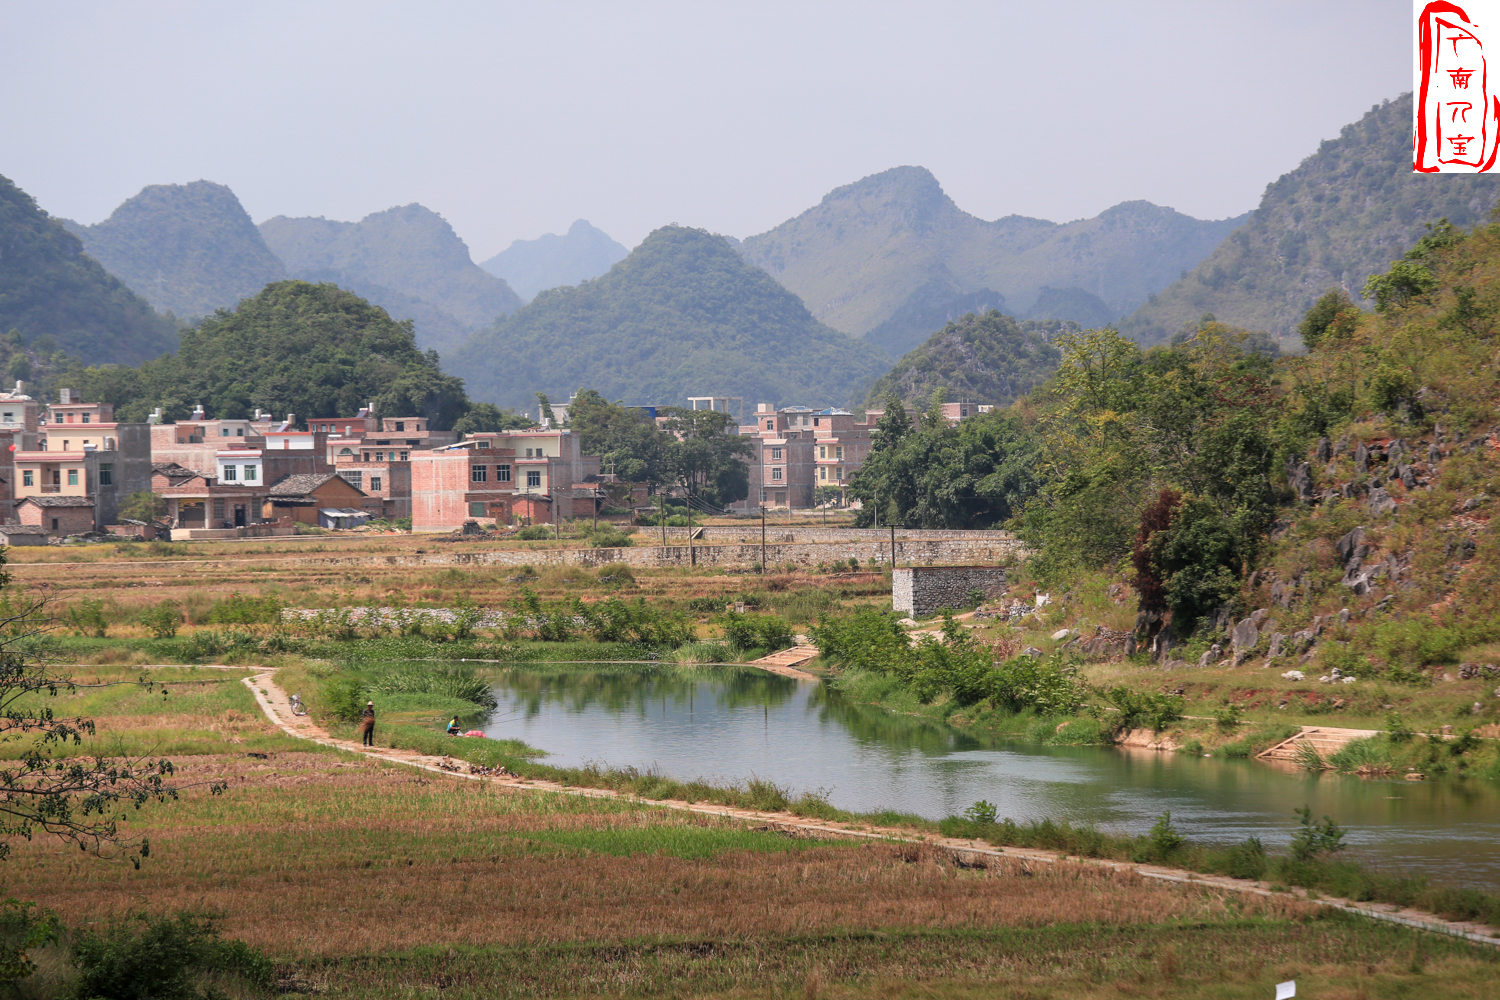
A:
[
  {"xmin": 69, "ymin": 911, "xmax": 272, "ymax": 1000},
  {"xmin": 1105, "ymin": 687, "xmax": 1184, "ymax": 731},
  {"xmin": 1134, "ymin": 810, "xmax": 1186, "ymax": 863},
  {"xmin": 322, "ymin": 676, "xmax": 368, "ymax": 723},
  {"xmin": 66, "ymin": 598, "xmax": 109, "ymax": 638},
  {"xmin": 202, "ymin": 592, "xmax": 283, "ymax": 625},
  {"xmin": 1289, "ymin": 805, "xmax": 1347, "ymax": 861},
  {"xmin": 1222, "ymin": 837, "xmax": 1268, "ymax": 880},
  {"xmin": 515, "ymin": 526, "xmax": 552, "ymax": 540},
  {"xmin": 140, "ymin": 601, "xmax": 181, "ymax": 639},
  {"xmin": 718, "ymin": 611, "xmax": 793, "ymax": 653},
  {"xmin": 963, "ymin": 800, "xmax": 998, "ymax": 824}
]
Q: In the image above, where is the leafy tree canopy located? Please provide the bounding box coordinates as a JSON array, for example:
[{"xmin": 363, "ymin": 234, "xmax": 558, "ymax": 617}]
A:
[{"xmin": 67, "ymin": 281, "xmax": 476, "ymax": 430}]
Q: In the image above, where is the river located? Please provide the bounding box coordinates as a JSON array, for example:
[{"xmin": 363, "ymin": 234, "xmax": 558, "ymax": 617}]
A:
[{"xmin": 477, "ymin": 663, "xmax": 1500, "ymax": 888}]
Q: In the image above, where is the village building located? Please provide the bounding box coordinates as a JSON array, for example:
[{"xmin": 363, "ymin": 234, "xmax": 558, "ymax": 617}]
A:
[
  {"xmin": 151, "ymin": 462, "xmax": 265, "ymax": 530},
  {"xmin": 261, "ymin": 473, "xmax": 369, "ymax": 525},
  {"xmin": 16, "ymin": 496, "xmax": 96, "ymax": 535},
  {"xmin": 739, "ymin": 404, "xmax": 879, "ymax": 508},
  {"xmin": 9, "ymin": 389, "xmax": 152, "ymax": 530},
  {"xmin": 409, "ymin": 443, "xmax": 518, "ymax": 532}
]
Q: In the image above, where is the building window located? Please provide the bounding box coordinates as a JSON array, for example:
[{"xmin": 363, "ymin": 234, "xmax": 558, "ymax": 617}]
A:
[
  {"xmin": 399, "ymin": 451, "xmax": 409, "ymax": 461},
  {"xmin": 818, "ymin": 445, "xmax": 826, "ymax": 459},
  {"xmin": 244, "ymin": 465, "xmax": 257, "ymax": 481},
  {"xmin": 67, "ymin": 469, "xmax": 78, "ymax": 486},
  {"xmin": 414, "ymin": 422, "xmax": 421, "ymax": 431},
  {"xmin": 221, "ymin": 428, "xmax": 230, "ymax": 436},
  {"xmin": 772, "ymin": 467, "xmax": 782, "ymax": 481},
  {"xmin": 375, "ymin": 452, "xmax": 384, "ymax": 462},
  {"xmin": 766, "ymin": 420, "xmax": 773, "ymax": 430},
  {"xmin": 82, "ymin": 414, "xmax": 91, "ymax": 424},
  {"xmin": 363, "ymin": 452, "xmax": 370, "ymax": 462},
  {"xmin": 496, "ymin": 464, "xmax": 511, "ymax": 482},
  {"xmin": 370, "ymin": 476, "xmax": 382, "ymax": 492},
  {"xmin": 339, "ymin": 471, "xmax": 363, "ymax": 490},
  {"xmin": 819, "ymin": 467, "xmax": 827, "ymax": 481},
  {"xmin": 51, "ymin": 518, "xmax": 58, "ymax": 530},
  {"xmin": 471, "ymin": 465, "xmax": 488, "ymax": 482},
  {"xmin": 527, "ymin": 470, "xmax": 541, "ymax": 488},
  {"xmin": 468, "ymin": 501, "xmax": 485, "ymax": 516},
  {"xmin": 99, "ymin": 464, "xmax": 113, "ymax": 486},
  {"xmin": 237, "ymin": 427, "xmax": 244, "ymax": 436},
  {"xmin": 395, "ymin": 421, "xmax": 405, "ymax": 431},
  {"xmin": 836, "ymin": 466, "xmax": 844, "ymax": 480},
  {"xmin": 213, "ymin": 499, "xmax": 226, "ymax": 520},
  {"xmin": 775, "ymin": 492, "xmax": 786, "ymax": 505},
  {"xmin": 771, "ymin": 447, "xmax": 782, "ymax": 460},
  {"xmin": 22, "ymin": 471, "xmax": 32, "ymax": 487},
  {"xmin": 223, "ymin": 466, "xmax": 238, "ymax": 481},
  {"xmin": 2, "ymin": 411, "xmax": 12, "ymax": 422},
  {"xmin": 835, "ymin": 446, "xmax": 844, "ymax": 460}
]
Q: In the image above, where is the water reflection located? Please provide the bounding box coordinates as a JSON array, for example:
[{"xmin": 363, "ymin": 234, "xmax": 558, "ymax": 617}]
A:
[{"xmin": 477, "ymin": 663, "xmax": 1500, "ymax": 888}]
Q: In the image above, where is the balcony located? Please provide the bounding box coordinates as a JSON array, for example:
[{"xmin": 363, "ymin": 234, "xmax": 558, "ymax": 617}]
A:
[{"xmin": 40, "ymin": 485, "xmax": 60, "ymax": 493}]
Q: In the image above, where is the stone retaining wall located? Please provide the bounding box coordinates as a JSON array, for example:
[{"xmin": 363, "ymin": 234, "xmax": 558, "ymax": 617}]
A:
[
  {"xmin": 647, "ymin": 526, "xmax": 1016, "ymax": 545},
  {"xmin": 892, "ymin": 565, "xmax": 1010, "ymax": 617},
  {"xmin": 284, "ymin": 537, "xmax": 1023, "ymax": 572}
]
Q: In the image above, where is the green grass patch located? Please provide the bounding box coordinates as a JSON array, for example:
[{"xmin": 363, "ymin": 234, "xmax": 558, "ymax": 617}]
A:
[{"xmin": 505, "ymin": 824, "xmax": 839, "ymax": 859}]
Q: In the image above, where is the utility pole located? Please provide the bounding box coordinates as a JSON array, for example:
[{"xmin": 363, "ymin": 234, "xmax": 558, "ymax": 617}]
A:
[
  {"xmin": 760, "ymin": 505, "xmax": 767, "ymax": 574},
  {"xmin": 873, "ymin": 490, "xmax": 878, "ymax": 529},
  {"xmin": 687, "ymin": 491, "xmax": 694, "ymax": 568},
  {"xmin": 890, "ymin": 522, "xmax": 897, "ymax": 567},
  {"xmin": 660, "ymin": 488, "xmax": 667, "ymax": 553}
]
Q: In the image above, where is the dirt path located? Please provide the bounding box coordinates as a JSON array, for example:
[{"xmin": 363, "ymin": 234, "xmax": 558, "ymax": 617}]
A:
[{"xmin": 235, "ymin": 665, "xmax": 1499, "ymax": 948}]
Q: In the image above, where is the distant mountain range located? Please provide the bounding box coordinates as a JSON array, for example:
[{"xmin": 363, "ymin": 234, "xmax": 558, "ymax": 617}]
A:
[
  {"xmin": 480, "ymin": 219, "xmax": 628, "ymax": 302},
  {"xmin": 1120, "ymin": 93, "xmax": 1500, "ymax": 345},
  {"xmin": 739, "ymin": 166, "xmax": 1246, "ymax": 356},
  {"xmin": 260, "ymin": 205, "xmax": 522, "ymax": 352},
  {"xmin": 61, "ymin": 181, "xmax": 285, "ymax": 319},
  {"xmin": 450, "ymin": 225, "xmax": 888, "ymax": 411},
  {"xmin": 0, "ymin": 173, "xmax": 178, "ymax": 365}
]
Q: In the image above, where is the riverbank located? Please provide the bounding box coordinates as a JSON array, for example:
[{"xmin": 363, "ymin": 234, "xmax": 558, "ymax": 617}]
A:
[{"xmin": 9, "ymin": 658, "xmax": 1500, "ymax": 998}]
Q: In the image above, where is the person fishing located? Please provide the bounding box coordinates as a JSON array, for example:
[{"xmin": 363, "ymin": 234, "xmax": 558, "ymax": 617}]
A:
[
  {"xmin": 360, "ymin": 700, "xmax": 376, "ymax": 746},
  {"xmin": 446, "ymin": 716, "xmax": 462, "ymax": 736}
]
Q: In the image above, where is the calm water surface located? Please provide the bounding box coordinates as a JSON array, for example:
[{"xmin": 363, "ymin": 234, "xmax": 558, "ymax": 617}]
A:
[{"xmin": 478, "ymin": 663, "xmax": 1500, "ymax": 887}]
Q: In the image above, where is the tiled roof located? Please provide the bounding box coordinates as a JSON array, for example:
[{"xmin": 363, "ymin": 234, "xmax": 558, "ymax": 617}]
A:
[
  {"xmin": 267, "ymin": 473, "xmax": 351, "ymax": 497},
  {"xmin": 18, "ymin": 495, "xmax": 94, "ymax": 507}
]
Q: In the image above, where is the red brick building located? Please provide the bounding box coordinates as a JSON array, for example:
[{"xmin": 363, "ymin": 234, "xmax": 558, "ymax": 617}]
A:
[
  {"xmin": 739, "ymin": 405, "xmax": 879, "ymax": 508},
  {"xmin": 410, "ymin": 445, "xmax": 519, "ymax": 531},
  {"xmin": 17, "ymin": 496, "xmax": 96, "ymax": 535}
]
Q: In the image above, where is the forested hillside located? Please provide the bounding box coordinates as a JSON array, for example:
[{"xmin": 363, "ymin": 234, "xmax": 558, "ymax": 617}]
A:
[
  {"xmin": 481, "ymin": 219, "xmax": 628, "ymax": 301},
  {"xmin": 1121, "ymin": 94, "xmax": 1500, "ymax": 346},
  {"xmin": 451, "ymin": 225, "xmax": 888, "ymax": 410},
  {"xmin": 62, "ymin": 181, "xmax": 285, "ymax": 318},
  {"xmin": 740, "ymin": 166, "xmax": 1245, "ymax": 355},
  {"xmin": 66, "ymin": 281, "xmax": 476, "ymax": 429},
  {"xmin": 862, "ymin": 311, "xmax": 1064, "ymax": 412},
  {"xmin": 853, "ymin": 218, "xmax": 1500, "ymax": 667},
  {"xmin": 0, "ymin": 173, "xmax": 178, "ymax": 365},
  {"xmin": 260, "ymin": 205, "xmax": 521, "ymax": 352}
]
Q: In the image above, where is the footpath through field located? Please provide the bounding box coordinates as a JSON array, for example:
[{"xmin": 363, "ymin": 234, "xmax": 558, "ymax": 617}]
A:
[{"xmin": 233, "ymin": 664, "xmax": 1499, "ymax": 949}]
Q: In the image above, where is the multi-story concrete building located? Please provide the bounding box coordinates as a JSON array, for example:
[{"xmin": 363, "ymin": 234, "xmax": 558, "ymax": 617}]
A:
[
  {"xmin": 410, "ymin": 443, "xmax": 519, "ymax": 531},
  {"xmin": 408, "ymin": 429, "xmax": 602, "ymax": 531},
  {"xmin": 10, "ymin": 390, "xmax": 152, "ymax": 532},
  {"xmin": 739, "ymin": 404, "xmax": 879, "ymax": 508}
]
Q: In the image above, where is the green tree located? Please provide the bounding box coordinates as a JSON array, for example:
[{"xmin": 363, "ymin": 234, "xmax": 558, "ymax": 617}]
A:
[
  {"xmin": 118, "ymin": 491, "xmax": 167, "ymax": 523},
  {"xmin": 452, "ymin": 402, "xmax": 533, "ymax": 435},
  {"xmin": 662, "ymin": 407, "xmax": 753, "ymax": 507},
  {"xmin": 1298, "ymin": 289, "xmax": 1355, "ymax": 349},
  {"xmin": 568, "ymin": 389, "xmax": 670, "ymax": 485}
]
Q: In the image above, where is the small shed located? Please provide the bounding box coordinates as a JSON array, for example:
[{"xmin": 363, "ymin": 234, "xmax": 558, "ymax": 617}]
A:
[
  {"xmin": 16, "ymin": 496, "xmax": 96, "ymax": 535},
  {"xmin": 0, "ymin": 522, "xmax": 51, "ymax": 546},
  {"xmin": 318, "ymin": 507, "xmax": 371, "ymax": 530}
]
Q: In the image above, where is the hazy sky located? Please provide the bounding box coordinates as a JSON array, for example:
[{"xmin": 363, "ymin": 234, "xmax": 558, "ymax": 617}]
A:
[{"xmin": 2, "ymin": 0, "xmax": 1409, "ymax": 260}]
